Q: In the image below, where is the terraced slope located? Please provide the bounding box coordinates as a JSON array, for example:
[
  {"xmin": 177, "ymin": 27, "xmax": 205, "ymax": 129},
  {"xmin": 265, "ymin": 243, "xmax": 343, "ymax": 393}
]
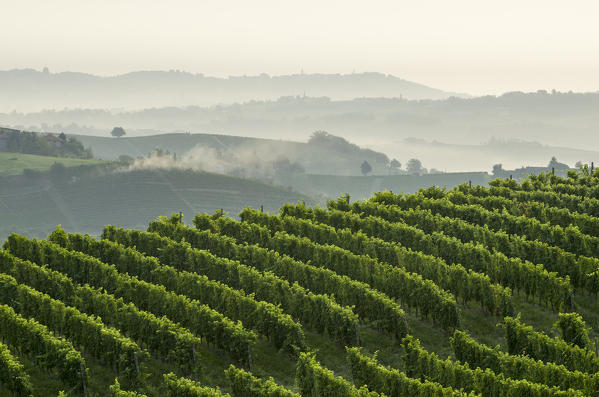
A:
[{"xmin": 1, "ymin": 170, "xmax": 599, "ymax": 396}]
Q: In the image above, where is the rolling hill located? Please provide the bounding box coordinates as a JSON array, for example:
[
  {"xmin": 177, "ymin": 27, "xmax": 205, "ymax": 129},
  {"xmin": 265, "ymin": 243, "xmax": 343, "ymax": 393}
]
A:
[
  {"xmin": 0, "ymin": 69, "xmax": 465, "ymax": 112},
  {"xmin": 0, "ymin": 168, "xmax": 313, "ymax": 243},
  {"xmin": 0, "ymin": 171, "xmax": 598, "ymax": 395},
  {"xmin": 71, "ymin": 132, "xmax": 392, "ymax": 176}
]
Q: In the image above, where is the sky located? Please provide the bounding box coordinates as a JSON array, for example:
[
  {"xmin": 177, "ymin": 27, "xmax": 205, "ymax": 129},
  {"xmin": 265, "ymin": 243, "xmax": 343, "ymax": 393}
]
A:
[{"xmin": 2, "ymin": 0, "xmax": 599, "ymax": 96}]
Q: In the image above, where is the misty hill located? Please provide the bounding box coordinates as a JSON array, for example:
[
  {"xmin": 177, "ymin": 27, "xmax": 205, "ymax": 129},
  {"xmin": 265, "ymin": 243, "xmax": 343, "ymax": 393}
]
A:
[
  {"xmin": 70, "ymin": 131, "xmax": 393, "ymax": 176},
  {"xmin": 0, "ymin": 168, "xmax": 313, "ymax": 242},
  {"xmin": 4, "ymin": 90, "xmax": 599, "ymax": 160},
  {"xmin": 0, "ymin": 69, "xmax": 465, "ymax": 112}
]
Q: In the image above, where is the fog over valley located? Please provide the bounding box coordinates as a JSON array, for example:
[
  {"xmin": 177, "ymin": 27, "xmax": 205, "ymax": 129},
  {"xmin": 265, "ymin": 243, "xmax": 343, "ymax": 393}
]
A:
[
  {"xmin": 3, "ymin": 87, "xmax": 599, "ymax": 172},
  {"xmin": 3, "ymin": 2, "xmax": 599, "ymax": 396}
]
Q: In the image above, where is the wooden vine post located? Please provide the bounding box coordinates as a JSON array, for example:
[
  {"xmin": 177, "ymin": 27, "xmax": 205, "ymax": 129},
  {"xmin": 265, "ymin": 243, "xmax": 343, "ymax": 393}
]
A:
[
  {"xmin": 80, "ymin": 362, "xmax": 88, "ymax": 397},
  {"xmin": 248, "ymin": 345, "xmax": 253, "ymax": 372},
  {"xmin": 134, "ymin": 351, "xmax": 140, "ymax": 375}
]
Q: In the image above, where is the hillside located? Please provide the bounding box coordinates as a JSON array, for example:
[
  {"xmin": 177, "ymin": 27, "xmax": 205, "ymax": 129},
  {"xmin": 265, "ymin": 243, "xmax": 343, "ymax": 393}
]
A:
[
  {"xmin": 0, "ymin": 152, "xmax": 108, "ymax": 176},
  {"xmin": 69, "ymin": 133, "xmax": 494, "ymax": 200},
  {"xmin": 1, "ymin": 170, "xmax": 599, "ymax": 395},
  {"xmin": 5, "ymin": 91, "xmax": 599, "ymax": 168},
  {"xmin": 0, "ymin": 168, "xmax": 313, "ymax": 242},
  {"xmin": 72, "ymin": 133, "xmax": 305, "ymax": 161},
  {"xmin": 71, "ymin": 132, "xmax": 392, "ymax": 176},
  {"xmin": 276, "ymin": 171, "xmax": 490, "ymax": 200},
  {"xmin": 0, "ymin": 70, "xmax": 465, "ymax": 112}
]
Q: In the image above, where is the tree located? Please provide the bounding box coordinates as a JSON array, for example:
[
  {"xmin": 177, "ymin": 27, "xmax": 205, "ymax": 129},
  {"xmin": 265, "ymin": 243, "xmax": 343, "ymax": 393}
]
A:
[
  {"xmin": 389, "ymin": 158, "xmax": 401, "ymax": 174},
  {"xmin": 308, "ymin": 130, "xmax": 359, "ymax": 154},
  {"xmin": 118, "ymin": 155, "xmax": 134, "ymax": 165},
  {"xmin": 110, "ymin": 127, "xmax": 126, "ymax": 138},
  {"xmin": 273, "ymin": 155, "xmax": 305, "ymax": 175},
  {"xmin": 361, "ymin": 160, "xmax": 372, "ymax": 176},
  {"xmin": 492, "ymin": 164, "xmax": 503, "ymax": 176},
  {"xmin": 406, "ymin": 158, "xmax": 426, "ymax": 175},
  {"xmin": 49, "ymin": 162, "xmax": 67, "ymax": 180}
]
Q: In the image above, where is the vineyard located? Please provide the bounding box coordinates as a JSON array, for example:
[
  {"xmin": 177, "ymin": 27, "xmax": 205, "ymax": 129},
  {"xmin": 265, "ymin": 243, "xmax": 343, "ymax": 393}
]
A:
[{"xmin": 3, "ymin": 169, "xmax": 599, "ymax": 396}]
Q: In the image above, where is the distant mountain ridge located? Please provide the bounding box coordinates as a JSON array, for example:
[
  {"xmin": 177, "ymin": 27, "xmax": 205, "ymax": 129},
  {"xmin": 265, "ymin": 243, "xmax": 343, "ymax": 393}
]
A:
[{"xmin": 0, "ymin": 69, "xmax": 467, "ymax": 111}]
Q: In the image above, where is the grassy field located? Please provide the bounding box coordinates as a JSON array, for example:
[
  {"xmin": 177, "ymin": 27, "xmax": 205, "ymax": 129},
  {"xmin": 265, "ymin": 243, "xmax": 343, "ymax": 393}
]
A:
[{"xmin": 0, "ymin": 152, "xmax": 109, "ymax": 176}]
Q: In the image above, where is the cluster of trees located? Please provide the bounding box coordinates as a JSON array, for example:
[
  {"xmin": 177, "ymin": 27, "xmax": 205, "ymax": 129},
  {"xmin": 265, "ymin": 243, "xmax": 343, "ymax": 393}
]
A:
[
  {"xmin": 0, "ymin": 128, "xmax": 93, "ymax": 158},
  {"xmin": 308, "ymin": 131, "xmax": 386, "ymax": 161},
  {"xmin": 360, "ymin": 157, "xmax": 430, "ymax": 176},
  {"xmin": 307, "ymin": 131, "xmax": 431, "ymax": 176},
  {"xmin": 492, "ymin": 156, "xmax": 575, "ymax": 179},
  {"xmin": 273, "ymin": 155, "xmax": 305, "ymax": 176},
  {"xmin": 110, "ymin": 127, "xmax": 126, "ymax": 138}
]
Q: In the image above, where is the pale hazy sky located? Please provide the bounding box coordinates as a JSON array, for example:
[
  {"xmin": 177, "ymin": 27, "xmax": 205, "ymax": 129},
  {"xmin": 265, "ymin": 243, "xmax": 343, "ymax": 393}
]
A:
[{"xmin": 3, "ymin": 0, "xmax": 599, "ymax": 95}]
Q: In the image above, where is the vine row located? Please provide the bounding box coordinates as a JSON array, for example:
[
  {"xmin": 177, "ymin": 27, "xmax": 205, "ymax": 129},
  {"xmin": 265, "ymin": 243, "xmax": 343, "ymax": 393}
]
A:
[
  {"xmin": 195, "ymin": 213, "xmax": 460, "ymax": 330},
  {"xmin": 236, "ymin": 208, "xmax": 512, "ymax": 316},
  {"xmin": 102, "ymin": 225, "xmax": 358, "ymax": 346},
  {"xmin": 281, "ymin": 203, "xmax": 571, "ymax": 310},
  {"xmin": 4, "ymin": 233, "xmax": 256, "ymax": 365},
  {"xmin": 148, "ymin": 217, "xmax": 408, "ymax": 340},
  {"xmin": 451, "ymin": 330, "xmax": 599, "ymax": 396}
]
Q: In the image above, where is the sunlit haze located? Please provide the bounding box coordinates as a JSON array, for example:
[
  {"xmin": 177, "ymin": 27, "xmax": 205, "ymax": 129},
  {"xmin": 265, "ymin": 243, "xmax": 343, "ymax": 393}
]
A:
[{"xmin": 3, "ymin": 0, "xmax": 599, "ymax": 95}]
